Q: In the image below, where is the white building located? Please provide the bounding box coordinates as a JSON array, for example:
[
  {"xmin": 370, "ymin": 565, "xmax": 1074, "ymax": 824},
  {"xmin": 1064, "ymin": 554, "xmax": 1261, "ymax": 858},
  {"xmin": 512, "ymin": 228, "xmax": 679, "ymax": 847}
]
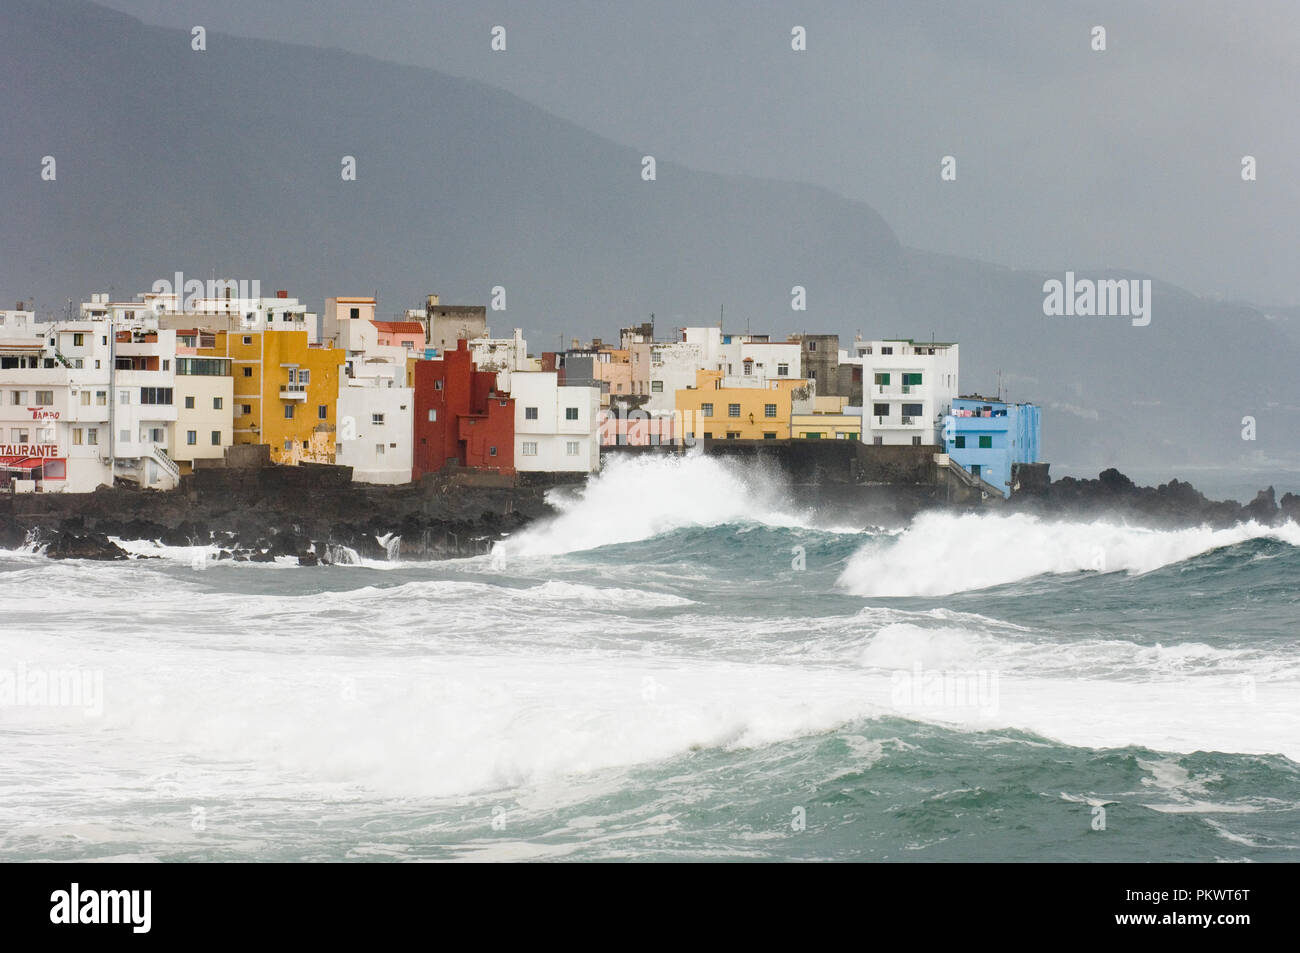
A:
[
  {"xmin": 335, "ymin": 358, "xmax": 414, "ymax": 484},
  {"xmin": 0, "ymin": 306, "xmax": 180, "ymax": 491},
  {"xmin": 467, "ymin": 328, "xmax": 530, "ymax": 393},
  {"xmin": 648, "ymin": 328, "xmax": 801, "ymax": 414},
  {"xmin": 511, "ymin": 371, "xmax": 600, "ymax": 472},
  {"xmin": 142, "ymin": 288, "xmax": 318, "ymax": 344},
  {"xmin": 859, "ymin": 339, "xmax": 959, "ymax": 446}
]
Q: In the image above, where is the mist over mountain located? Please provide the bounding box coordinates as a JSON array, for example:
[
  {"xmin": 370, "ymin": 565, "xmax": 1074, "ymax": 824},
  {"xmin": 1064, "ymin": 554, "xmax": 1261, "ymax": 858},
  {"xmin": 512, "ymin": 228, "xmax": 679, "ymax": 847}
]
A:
[{"xmin": 3, "ymin": 0, "xmax": 1296, "ymax": 471}]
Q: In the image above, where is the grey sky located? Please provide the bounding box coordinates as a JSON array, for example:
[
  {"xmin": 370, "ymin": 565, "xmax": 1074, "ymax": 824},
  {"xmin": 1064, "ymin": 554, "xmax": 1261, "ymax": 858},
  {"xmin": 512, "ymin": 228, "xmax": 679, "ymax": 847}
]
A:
[{"xmin": 93, "ymin": 0, "xmax": 1300, "ymax": 306}]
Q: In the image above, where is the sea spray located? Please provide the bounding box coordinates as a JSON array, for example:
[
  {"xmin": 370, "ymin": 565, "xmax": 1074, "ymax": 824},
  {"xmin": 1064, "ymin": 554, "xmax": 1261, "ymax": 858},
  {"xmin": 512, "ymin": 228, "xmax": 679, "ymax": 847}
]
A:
[
  {"xmin": 497, "ymin": 448, "xmax": 808, "ymax": 558},
  {"xmin": 837, "ymin": 512, "xmax": 1300, "ymax": 597}
]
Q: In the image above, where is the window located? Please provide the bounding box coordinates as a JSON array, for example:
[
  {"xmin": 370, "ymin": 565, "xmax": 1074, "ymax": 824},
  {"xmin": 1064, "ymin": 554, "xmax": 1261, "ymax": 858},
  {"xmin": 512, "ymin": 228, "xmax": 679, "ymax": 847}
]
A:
[
  {"xmin": 243, "ymin": 336, "xmax": 252, "ymax": 345},
  {"xmin": 318, "ymin": 405, "xmax": 327, "ymax": 420},
  {"xmin": 427, "ymin": 409, "xmax": 437, "ymax": 422},
  {"xmin": 651, "ymin": 380, "xmax": 663, "ymax": 393},
  {"xmin": 149, "ymin": 427, "xmax": 165, "ymax": 443},
  {"xmin": 434, "ymin": 380, "xmax": 443, "ymax": 391},
  {"xmin": 763, "ymin": 432, "xmax": 776, "ymax": 439},
  {"xmin": 566, "ymin": 441, "xmax": 579, "ymax": 456},
  {"xmin": 525, "ymin": 407, "xmax": 538, "ymax": 420},
  {"xmin": 185, "ymin": 396, "xmax": 195, "ymax": 409},
  {"xmin": 727, "ymin": 403, "xmax": 740, "ymax": 418},
  {"xmin": 777, "ymin": 363, "xmax": 789, "ymax": 376},
  {"xmin": 764, "ymin": 404, "xmax": 777, "ymax": 418},
  {"xmin": 299, "ymin": 369, "xmax": 310, "ymax": 385},
  {"xmin": 954, "ymin": 436, "xmax": 966, "ymax": 449},
  {"xmin": 10, "ymin": 391, "xmax": 24, "ymax": 405},
  {"xmin": 87, "ymin": 428, "xmax": 98, "ymax": 445},
  {"xmin": 95, "ymin": 360, "xmax": 101, "ymax": 369},
  {"xmin": 162, "ymin": 359, "xmax": 170, "ymax": 371},
  {"xmin": 808, "ymin": 341, "xmax": 817, "ymax": 351},
  {"xmin": 213, "ymin": 397, "xmax": 223, "ymax": 410},
  {"xmin": 881, "ymin": 346, "xmax": 893, "ymax": 355},
  {"xmin": 284, "ymin": 405, "xmax": 294, "ymax": 419},
  {"xmin": 186, "ymin": 431, "xmax": 197, "ymax": 446},
  {"xmin": 95, "ymin": 391, "xmax": 107, "ymax": 406},
  {"xmin": 522, "ymin": 441, "xmax": 538, "ymax": 456},
  {"xmin": 979, "ymin": 436, "xmax": 993, "ymax": 449},
  {"xmin": 874, "ymin": 373, "xmax": 890, "ymax": 386},
  {"xmin": 73, "ymin": 332, "xmax": 84, "ymax": 346},
  {"xmin": 565, "ymin": 407, "xmax": 579, "ymax": 420},
  {"xmin": 35, "ymin": 390, "xmax": 53, "ymax": 406},
  {"xmin": 211, "ymin": 431, "xmax": 221, "ymax": 446},
  {"xmin": 700, "ymin": 403, "xmax": 714, "ymax": 418},
  {"xmin": 903, "ymin": 373, "xmax": 922, "ymax": 386},
  {"xmin": 139, "ymin": 387, "xmax": 173, "ymax": 405},
  {"xmin": 73, "ymin": 428, "xmax": 83, "ymax": 446},
  {"xmin": 873, "ymin": 403, "xmax": 889, "ymax": 417},
  {"xmin": 743, "ymin": 361, "xmax": 752, "ymax": 376},
  {"xmin": 11, "ymin": 428, "xmax": 28, "ymax": 443},
  {"xmin": 243, "ymin": 367, "xmax": 252, "ymax": 377},
  {"xmin": 902, "ymin": 404, "xmax": 923, "ymax": 417},
  {"xmin": 80, "ymin": 391, "xmax": 91, "ymax": 406},
  {"xmin": 873, "ymin": 436, "xmax": 883, "ymax": 446},
  {"xmin": 376, "ymin": 443, "xmax": 385, "ymax": 456},
  {"xmin": 120, "ymin": 390, "xmax": 129, "ymax": 405},
  {"xmin": 372, "ymin": 413, "xmax": 384, "ymax": 425},
  {"xmin": 350, "ymin": 308, "xmax": 360, "ymax": 320},
  {"xmin": 284, "ymin": 440, "xmax": 293, "ymax": 451},
  {"xmin": 120, "ymin": 430, "xmax": 130, "ymax": 443},
  {"xmin": 489, "ymin": 446, "xmax": 498, "ymax": 457},
  {"xmin": 805, "ymin": 432, "xmax": 824, "ymax": 439},
  {"xmin": 702, "ymin": 432, "xmax": 713, "ymax": 439},
  {"xmin": 242, "ymin": 404, "xmax": 252, "ymax": 415}
]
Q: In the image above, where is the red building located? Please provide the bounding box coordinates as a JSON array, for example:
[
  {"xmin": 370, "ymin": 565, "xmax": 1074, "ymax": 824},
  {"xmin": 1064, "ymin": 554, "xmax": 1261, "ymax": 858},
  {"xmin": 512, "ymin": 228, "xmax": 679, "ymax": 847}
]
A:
[{"xmin": 413, "ymin": 340, "xmax": 515, "ymax": 479}]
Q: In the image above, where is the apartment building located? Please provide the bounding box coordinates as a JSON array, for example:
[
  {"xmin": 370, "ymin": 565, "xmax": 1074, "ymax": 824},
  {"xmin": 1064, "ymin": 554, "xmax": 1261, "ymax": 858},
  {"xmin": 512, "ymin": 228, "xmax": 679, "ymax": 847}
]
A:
[
  {"xmin": 511, "ymin": 371, "xmax": 600, "ymax": 472},
  {"xmin": 859, "ymin": 339, "xmax": 959, "ymax": 447}
]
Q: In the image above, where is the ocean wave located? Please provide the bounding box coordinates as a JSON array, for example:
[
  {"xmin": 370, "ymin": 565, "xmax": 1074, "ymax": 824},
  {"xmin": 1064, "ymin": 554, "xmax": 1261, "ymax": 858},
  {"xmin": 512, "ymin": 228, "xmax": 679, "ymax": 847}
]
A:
[
  {"xmin": 837, "ymin": 512, "xmax": 1300, "ymax": 597},
  {"xmin": 496, "ymin": 450, "xmax": 828, "ymax": 557}
]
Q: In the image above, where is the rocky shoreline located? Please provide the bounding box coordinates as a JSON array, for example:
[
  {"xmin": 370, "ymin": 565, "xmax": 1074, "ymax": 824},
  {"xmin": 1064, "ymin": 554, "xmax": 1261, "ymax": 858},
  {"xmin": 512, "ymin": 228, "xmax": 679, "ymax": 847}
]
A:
[
  {"xmin": 0, "ymin": 463, "xmax": 1295, "ymax": 562},
  {"xmin": 0, "ymin": 465, "xmax": 557, "ymax": 563}
]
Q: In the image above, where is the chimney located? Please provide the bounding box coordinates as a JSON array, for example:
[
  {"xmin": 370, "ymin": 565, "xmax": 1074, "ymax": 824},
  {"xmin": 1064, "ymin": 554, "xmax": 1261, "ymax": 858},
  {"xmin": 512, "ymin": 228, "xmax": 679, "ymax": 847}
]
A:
[
  {"xmin": 276, "ymin": 290, "xmax": 288, "ymax": 299},
  {"xmin": 426, "ymin": 294, "xmax": 440, "ymax": 310}
]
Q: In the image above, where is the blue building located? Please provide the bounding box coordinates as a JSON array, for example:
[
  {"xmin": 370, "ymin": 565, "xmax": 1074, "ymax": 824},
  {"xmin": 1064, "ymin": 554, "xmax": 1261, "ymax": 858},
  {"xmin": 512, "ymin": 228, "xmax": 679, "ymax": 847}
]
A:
[{"xmin": 943, "ymin": 397, "xmax": 1041, "ymax": 497}]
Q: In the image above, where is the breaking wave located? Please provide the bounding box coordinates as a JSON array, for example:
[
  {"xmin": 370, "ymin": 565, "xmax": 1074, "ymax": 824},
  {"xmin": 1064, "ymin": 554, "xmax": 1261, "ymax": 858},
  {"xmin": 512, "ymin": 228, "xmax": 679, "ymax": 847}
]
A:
[{"xmin": 837, "ymin": 512, "xmax": 1300, "ymax": 597}]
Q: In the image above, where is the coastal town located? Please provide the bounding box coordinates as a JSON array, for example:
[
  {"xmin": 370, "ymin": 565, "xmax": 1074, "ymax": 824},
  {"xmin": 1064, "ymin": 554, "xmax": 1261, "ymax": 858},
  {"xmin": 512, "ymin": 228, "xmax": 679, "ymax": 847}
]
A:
[{"xmin": 0, "ymin": 284, "xmax": 1043, "ymax": 500}]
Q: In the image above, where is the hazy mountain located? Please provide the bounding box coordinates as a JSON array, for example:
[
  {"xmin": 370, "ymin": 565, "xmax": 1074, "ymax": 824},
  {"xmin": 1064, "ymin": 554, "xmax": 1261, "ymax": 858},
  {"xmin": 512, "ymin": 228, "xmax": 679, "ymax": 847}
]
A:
[{"xmin": 3, "ymin": 0, "xmax": 1297, "ymax": 470}]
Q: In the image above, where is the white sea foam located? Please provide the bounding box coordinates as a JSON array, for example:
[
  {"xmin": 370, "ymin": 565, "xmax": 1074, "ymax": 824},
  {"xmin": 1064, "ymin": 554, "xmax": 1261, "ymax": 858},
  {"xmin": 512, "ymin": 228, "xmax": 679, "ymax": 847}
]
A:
[
  {"xmin": 497, "ymin": 449, "xmax": 816, "ymax": 557},
  {"xmin": 837, "ymin": 512, "xmax": 1300, "ymax": 597}
]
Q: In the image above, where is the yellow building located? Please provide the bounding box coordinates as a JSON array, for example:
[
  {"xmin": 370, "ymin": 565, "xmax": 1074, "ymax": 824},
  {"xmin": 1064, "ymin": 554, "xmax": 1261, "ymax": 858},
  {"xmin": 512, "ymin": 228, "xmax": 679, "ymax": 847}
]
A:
[
  {"xmin": 170, "ymin": 331, "xmax": 235, "ymax": 473},
  {"xmin": 674, "ymin": 369, "xmax": 808, "ymax": 440},
  {"xmin": 792, "ymin": 395, "xmax": 861, "ymax": 440},
  {"xmin": 223, "ymin": 330, "xmax": 345, "ymax": 464}
]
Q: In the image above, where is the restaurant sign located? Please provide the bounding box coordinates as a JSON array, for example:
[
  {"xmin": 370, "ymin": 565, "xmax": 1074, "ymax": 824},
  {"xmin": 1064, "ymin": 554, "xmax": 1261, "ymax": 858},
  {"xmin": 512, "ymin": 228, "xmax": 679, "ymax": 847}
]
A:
[{"xmin": 0, "ymin": 444, "xmax": 61, "ymax": 457}]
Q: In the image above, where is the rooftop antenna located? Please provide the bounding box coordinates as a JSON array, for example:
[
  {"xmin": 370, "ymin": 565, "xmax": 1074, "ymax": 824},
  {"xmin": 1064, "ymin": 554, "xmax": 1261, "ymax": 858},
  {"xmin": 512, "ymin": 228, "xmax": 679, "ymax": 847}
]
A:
[{"xmin": 996, "ymin": 370, "xmax": 1004, "ymax": 402}]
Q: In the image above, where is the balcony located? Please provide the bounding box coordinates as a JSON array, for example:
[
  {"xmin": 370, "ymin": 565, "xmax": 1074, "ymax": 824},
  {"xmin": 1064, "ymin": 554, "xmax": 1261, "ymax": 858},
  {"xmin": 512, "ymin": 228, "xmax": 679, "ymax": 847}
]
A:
[{"xmin": 280, "ymin": 383, "xmax": 308, "ymax": 401}]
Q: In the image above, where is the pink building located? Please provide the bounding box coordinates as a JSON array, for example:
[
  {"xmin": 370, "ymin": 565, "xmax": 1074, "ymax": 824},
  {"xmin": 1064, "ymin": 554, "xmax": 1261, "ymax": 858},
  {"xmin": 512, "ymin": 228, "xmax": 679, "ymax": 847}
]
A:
[
  {"xmin": 597, "ymin": 408, "xmax": 677, "ymax": 447},
  {"xmin": 372, "ymin": 320, "xmax": 426, "ymax": 351}
]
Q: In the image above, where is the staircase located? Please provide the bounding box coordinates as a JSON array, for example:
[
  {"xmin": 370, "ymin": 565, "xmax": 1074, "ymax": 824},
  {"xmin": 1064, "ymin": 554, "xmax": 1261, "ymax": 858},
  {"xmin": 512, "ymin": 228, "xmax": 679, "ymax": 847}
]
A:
[
  {"xmin": 149, "ymin": 446, "xmax": 181, "ymax": 488},
  {"xmin": 943, "ymin": 458, "xmax": 1006, "ymax": 501}
]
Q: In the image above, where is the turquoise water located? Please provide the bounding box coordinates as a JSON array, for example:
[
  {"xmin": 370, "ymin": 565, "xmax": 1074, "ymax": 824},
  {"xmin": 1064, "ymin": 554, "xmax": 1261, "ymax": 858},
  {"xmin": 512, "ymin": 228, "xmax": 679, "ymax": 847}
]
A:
[{"xmin": 1, "ymin": 453, "xmax": 1298, "ymax": 861}]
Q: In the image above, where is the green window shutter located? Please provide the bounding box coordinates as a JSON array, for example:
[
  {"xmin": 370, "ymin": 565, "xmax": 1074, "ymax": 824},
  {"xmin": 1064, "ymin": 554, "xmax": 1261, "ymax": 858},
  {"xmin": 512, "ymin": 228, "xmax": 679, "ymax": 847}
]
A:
[
  {"xmin": 954, "ymin": 436, "xmax": 965, "ymax": 448},
  {"xmin": 979, "ymin": 436, "xmax": 992, "ymax": 448}
]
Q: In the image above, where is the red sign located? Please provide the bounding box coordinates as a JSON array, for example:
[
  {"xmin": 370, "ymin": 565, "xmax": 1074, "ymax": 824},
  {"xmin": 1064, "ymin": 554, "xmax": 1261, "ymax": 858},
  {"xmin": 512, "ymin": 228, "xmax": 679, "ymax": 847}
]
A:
[
  {"xmin": 0, "ymin": 444, "xmax": 60, "ymax": 457},
  {"xmin": 27, "ymin": 408, "xmax": 59, "ymax": 420}
]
